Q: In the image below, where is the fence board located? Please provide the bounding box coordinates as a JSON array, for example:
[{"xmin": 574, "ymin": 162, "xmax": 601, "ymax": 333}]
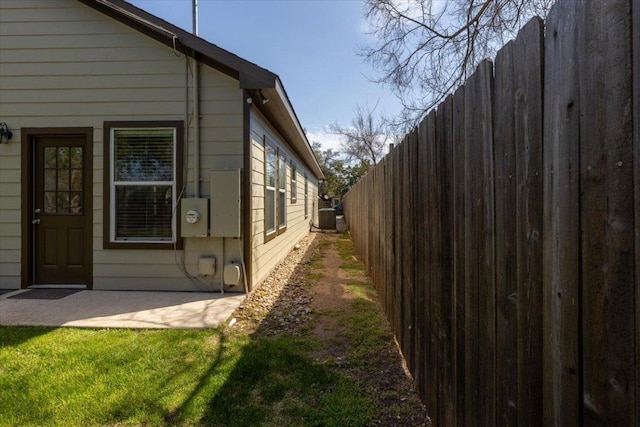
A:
[
  {"xmin": 542, "ymin": 2, "xmax": 581, "ymax": 424},
  {"xmin": 513, "ymin": 17, "xmax": 544, "ymax": 425},
  {"xmin": 578, "ymin": 0, "xmax": 636, "ymax": 424},
  {"xmin": 415, "ymin": 117, "xmax": 429, "ymax": 400},
  {"xmin": 424, "ymin": 110, "xmax": 438, "ymax": 421},
  {"xmin": 437, "ymin": 95, "xmax": 455, "ymax": 426},
  {"xmin": 403, "ymin": 129, "xmax": 417, "ymax": 376},
  {"xmin": 464, "ymin": 59, "xmax": 496, "ymax": 427},
  {"xmin": 634, "ymin": 1, "xmax": 640, "ymax": 424},
  {"xmin": 493, "ymin": 37, "xmax": 518, "ymax": 427},
  {"xmin": 451, "ymin": 85, "xmax": 466, "ymax": 426}
]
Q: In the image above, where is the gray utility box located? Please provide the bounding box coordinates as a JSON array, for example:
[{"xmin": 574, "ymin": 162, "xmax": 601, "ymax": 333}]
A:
[
  {"xmin": 318, "ymin": 208, "xmax": 336, "ymax": 230},
  {"xmin": 210, "ymin": 169, "xmax": 241, "ymax": 238}
]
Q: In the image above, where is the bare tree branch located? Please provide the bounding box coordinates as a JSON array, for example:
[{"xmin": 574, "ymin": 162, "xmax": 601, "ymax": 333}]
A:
[
  {"xmin": 329, "ymin": 103, "xmax": 390, "ymax": 168},
  {"xmin": 362, "ymin": 0, "xmax": 554, "ymax": 128}
]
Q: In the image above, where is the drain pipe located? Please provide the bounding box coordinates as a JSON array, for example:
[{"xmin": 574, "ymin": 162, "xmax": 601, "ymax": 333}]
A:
[{"xmin": 192, "ymin": 0, "xmax": 200, "ymax": 197}]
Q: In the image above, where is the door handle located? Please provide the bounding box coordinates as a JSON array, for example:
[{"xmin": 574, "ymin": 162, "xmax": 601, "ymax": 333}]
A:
[
  {"xmin": 34, "ymin": 209, "xmax": 41, "ymax": 214},
  {"xmin": 32, "ymin": 219, "xmax": 40, "ymax": 225}
]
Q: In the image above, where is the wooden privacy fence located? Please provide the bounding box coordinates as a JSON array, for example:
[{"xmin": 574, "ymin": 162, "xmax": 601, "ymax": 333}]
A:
[{"xmin": 342, "ymin": 0, "xmax": 639, "ymax": 425}]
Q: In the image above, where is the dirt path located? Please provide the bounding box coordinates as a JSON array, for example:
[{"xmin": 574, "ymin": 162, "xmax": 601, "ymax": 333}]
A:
[{"xmin": 230, "ymin": 232, "xmax": 429, "ymax": 426}]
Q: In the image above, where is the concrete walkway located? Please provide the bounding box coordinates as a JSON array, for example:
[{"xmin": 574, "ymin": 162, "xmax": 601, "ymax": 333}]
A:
[{"xmin": 0, "ymin": 289, "xmax": 245, "ymax": 329}]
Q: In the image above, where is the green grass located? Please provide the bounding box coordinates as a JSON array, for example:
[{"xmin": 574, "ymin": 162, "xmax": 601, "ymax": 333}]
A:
[
  {"xmin": 0, "ymin": 326, "xmax": 375, "ymax": 427},
  {"xmin": 304, "ymin": 272, "xmax": 323, "ymax": 281},
  {"xmin": 0, "ymin": 235, "xmax": 391, "ymax": 426}
]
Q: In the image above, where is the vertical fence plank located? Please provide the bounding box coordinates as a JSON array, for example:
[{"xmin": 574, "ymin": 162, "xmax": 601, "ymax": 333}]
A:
[
  {"xmin": 634, "ymin": 0, "xmax": 640, "ymax": 424},
  {"xmin": 403, "ymin": 130, "xmax": 417, "ymax": 377},
  {"xmin": 438, "ymin": 95, "xmax": 455, "ymax": 426},
  {"xmin": 543, "ymin": 2, "xmax": 581, "ymax": 424},
  {"xmin": 578, "ymin": 0, "xmax": 636, "ymax": 424},
  {"xmin": 493, "ymin": 38, "xmax": 518, "ymax": 427},
  {"xmin": 430, "ymin": 108, "xmax": 442, "ymax": 426},
  {"xmin": 451, "ymin": 85, "xmax": 466, "ymax": 426},
  {"xmin": 452, "ymin": 86, "xmax": 466, "ymax": 426},
  {"xmin": 464, "ymin": 59, "xmax": 496, "ymax": 426},
  {"xmin": 424, "ymin": 110, "xmax": 438, "ymax": 421},
  {"xmin": 415, "ymin": 117, "xmax": 428, "ymax": 400},
  {"xmin": 463, "ymin": 64, "xmax": 480, "ymax": 425},
  {"xmin": 393, "ymin": 144, "xmax": 404, "ymax": 353},
  {"xmin": 513, "ymin": 17, "xmax": 545, "ymax": 425}
]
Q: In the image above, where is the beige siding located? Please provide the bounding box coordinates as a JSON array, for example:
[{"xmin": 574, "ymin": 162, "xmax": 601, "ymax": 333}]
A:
[
  {"xmin": 0, "ymin": 0, "xmax": 244, "ymax": 290},
  {"xmin": 249, "ymin": 110, "xmax": 320, "ymax": 288}
]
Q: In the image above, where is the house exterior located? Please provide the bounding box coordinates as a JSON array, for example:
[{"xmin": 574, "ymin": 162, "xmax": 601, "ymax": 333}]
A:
[{"xmin": 0, "ymin": 0, "xmax": 323, "ymax": 292}]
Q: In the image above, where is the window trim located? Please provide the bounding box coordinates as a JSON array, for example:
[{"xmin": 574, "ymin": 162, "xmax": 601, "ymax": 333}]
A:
[
  {"xmin": 264, "ymin": 139, "xmax": 288, "ymax": 243},
  {"xmin": 304, "ymin": 173, "xmax": 309, "ymax": 219},
  {"xmin": 103, "ymin": 121, "xmax": 183, "ymax": 250},
  {"xmin": 278, "ymin": 149, "xmax": 287, "ymax": 232},
  {"xmin": 264, "ymin": 141, "xmax": 277, "ymax": 243},
  {"xmin": 290, "ymin": 160, "xmax": 297, "ymax": 203}
]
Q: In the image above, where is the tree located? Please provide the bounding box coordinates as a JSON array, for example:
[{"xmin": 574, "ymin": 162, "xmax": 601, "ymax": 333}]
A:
[
  {"xmin": 311, "ymin": 142, "xmax": 370, "ymax": 198},
  {"xmin": 362, "ymin": 0, "xmax": 554, "ymax": 126},
  {"xmin": 329, "ymin": 103, "xmax": 390, "ymax": 169}
]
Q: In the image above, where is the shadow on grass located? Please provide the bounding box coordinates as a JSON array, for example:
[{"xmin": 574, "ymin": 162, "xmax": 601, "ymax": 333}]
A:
[
  {"xmin": 0, "ymin": 326, "xmax": 53, "ymax": 347},
  {"xmin": 168, "ymin": 232, "xmax": 376, "ymax": 427},
  {"xmin": 198, "ymin": 336, "xmax": 374, "ymax": 427}
]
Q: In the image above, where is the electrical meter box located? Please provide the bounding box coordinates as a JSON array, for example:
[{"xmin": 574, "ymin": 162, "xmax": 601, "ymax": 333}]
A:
[
  {"xmin": 210, "ymin": 169, "xmax": 241, "ymax": 238},
  {"xmin": 180, "ymin": 198, "xmax": 209, "ymax": 237}
]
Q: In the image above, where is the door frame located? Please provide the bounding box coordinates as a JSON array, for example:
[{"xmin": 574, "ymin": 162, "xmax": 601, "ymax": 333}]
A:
[{"xmin": 21, "ymin": 127, "xmax": 94, "ymax": 289}]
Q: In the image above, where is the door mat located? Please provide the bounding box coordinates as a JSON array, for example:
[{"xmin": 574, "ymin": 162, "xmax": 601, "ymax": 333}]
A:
[{"xmin": 8, "ymin": 289, "xmax": 82, "ymax": 300}]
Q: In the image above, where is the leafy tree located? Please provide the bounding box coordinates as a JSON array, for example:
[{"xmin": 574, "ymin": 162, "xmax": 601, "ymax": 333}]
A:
[{"xmin": 362, "ymin": 0, "xmax": 554, "ymax": 126}]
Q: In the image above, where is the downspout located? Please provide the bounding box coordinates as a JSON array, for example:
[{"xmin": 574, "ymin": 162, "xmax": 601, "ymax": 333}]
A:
[
  {"xmin": 192, "ymin": 0, "xmax": 200, "ymax": 197},
  {"xmin": 193, "ymin": 58, "xmax": 200, "ymax": 197}
]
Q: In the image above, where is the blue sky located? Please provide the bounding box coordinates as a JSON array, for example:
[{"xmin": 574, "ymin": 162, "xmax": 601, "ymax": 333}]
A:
[{"xmin": 128, "ymin": 0, "xmax": 402, "ymax": 150}]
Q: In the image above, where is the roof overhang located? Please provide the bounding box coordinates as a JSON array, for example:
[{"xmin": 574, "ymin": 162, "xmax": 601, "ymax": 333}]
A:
[
  {"xmin": 77, "ymin": 0, "xmax": 324, "ymax": 180},
  {"xmin": 252, "ymin": 80, "xmax": 325, "ymax": 180}
]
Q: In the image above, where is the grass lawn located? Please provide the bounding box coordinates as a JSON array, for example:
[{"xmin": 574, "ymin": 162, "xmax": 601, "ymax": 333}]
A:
[
  {"xmin": 0, "ymin": 327, "xmax": 375, "ymax": 427},
  {"xmin": 0, "ymin": 235, "xmax": 390, "ymax": 427}
]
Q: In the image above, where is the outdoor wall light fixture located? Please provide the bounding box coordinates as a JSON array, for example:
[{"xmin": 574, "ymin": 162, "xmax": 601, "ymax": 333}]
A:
[
  {"xmin": 0, "ymin": 123, "xmax": 13, "ymax": 144},
  {"xmin": 258, "ymin": 90, "xmax": 270, "ymax": 105}
]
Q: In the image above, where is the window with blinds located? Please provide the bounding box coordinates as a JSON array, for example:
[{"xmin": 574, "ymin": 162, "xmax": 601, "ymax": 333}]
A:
[
  {"xmin": 278, "ymin": 153, "xmax": 286, "ymax": 229},
  {"xmin": 265, "ymin": 144, "xmax": 277, "ymax": 237},
  {"xmin": 290, "ymin": 161, "xmax": 297, "ymax": 203},
  {"xmin": 111, "ymin": 128, "xmax": 176, "ymax": 242}
]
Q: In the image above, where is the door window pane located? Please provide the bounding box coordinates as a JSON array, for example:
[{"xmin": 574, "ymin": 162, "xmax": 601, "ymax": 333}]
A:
[
  {"xmin": 44, "ymin": 148, "xmax": 57, "ymax": 168},
  {"xmin": 44, "ymin": 192, "xmax": 56, "ymax": 213},
  {"xmin": 44, "ymin": 170, "xmax": 56, "ymax": 191},
  {"xmin": 57, "ymin": 169, "xmax": 69, "ymax": 191},
  {"xmin": 58, "ymin": 147, "xmax": 69, "ymax": 168},
  {"xmin": 57, "ymin": 192, "xmax": 69, "ymax": 213},
  {"xmin": 71, "ymin": 170, "xmax": 82, "ymax": 191}
]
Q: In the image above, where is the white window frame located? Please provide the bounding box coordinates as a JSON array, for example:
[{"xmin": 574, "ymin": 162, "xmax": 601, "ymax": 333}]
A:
[
  {"xmin": 109, "ymin": 127, "xmax": 177, "ymax": 244},
  {"xmin": 290, "ymin": 160, "xmax": 297, "ymax": 203},
  {"xmin": 265, "ymin": 142, "xmax": 278, "ymax": 239},
  {"xmin": 304, "ymin": 173, "xmax": 309, "ymax": 219},
  {"xmin": 278, "ymin": 151, "xmax": 287, "ymax": 231}
]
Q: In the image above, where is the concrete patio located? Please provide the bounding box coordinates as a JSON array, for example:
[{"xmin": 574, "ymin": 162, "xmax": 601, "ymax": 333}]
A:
[{"xmin": 0, "ymin": 289, "xmax": 245, "ymax": 329}]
